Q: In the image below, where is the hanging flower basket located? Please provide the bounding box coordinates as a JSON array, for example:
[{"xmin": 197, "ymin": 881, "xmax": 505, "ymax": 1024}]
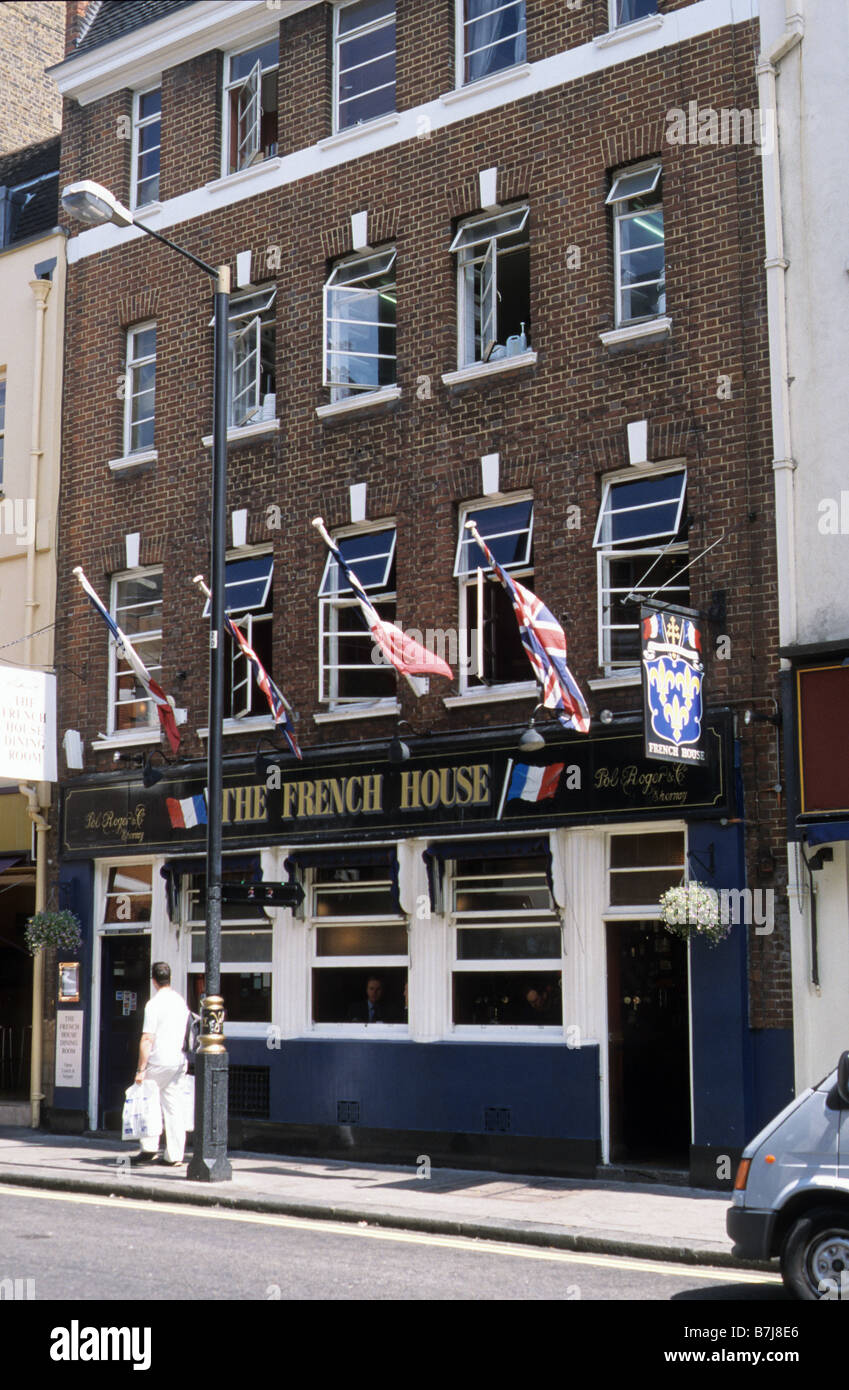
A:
[
  {"xmin": 24, "ymin": 909, "xmax": 83, "ymax": 957},
  {"xmin": 658, "ymin": 882, "xmax": 729, "ymax": 948}
]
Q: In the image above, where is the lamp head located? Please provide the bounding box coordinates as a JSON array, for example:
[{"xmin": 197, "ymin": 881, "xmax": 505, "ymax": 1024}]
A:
[
  {"xmin": 518, "ymin": 724, "xmax": 545, "ymax": 752},
  {"xmin": 142, "ymin": 755, "xmax": 164, "ymax": 788},
  {"xmin": 388, "ymin": 735, "xmax": 411, "ymax": 764},
  {"xmin": 61, "ymin": 180, "xmax": 133, "ymax": 229}
]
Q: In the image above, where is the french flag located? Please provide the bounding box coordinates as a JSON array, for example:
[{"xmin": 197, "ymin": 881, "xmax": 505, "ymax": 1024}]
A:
[
  {"xmin": 507, "ymin": 762, "xmax": 564, "ymax": 803},
  {"xmin": 166, "ymin": 794, "xmax": 207, "ymax": 829}
]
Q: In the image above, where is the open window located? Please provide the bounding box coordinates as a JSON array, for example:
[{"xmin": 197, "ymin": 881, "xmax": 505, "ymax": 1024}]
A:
[
  {"xmin": 451, "ymin": 205, "xmax": 529, "ymax": 368},
  {"xmin": 455, "ymin": 496, "xmax": 533, "ymax": 691},
  {"xmin": 213, "ymin": 288, "xmax": 276, "ymax": 427},
  {"xmin": 323, "ymin": 248, "xmax": 396, "ymax": 402},
  {"xmin": 224, "ymin": 39, "xmax": 279, "ymax": 175},
  {"xmin": 461, "ymin": 0, "xmax": 527, "ymax": 86},
  {"xmin": 318, "ymin": 525, "xmax": 397, "ymax": 705},
  {"xmin": 202, "ymin": 553, "xmax": 274, "ymax": 719},
  {"xmin": 593, "ymin": 469, "xmax": 688, "ymax": 674},
  {"xmin": 606, "ymin": 162, "xmax": 664, "ymax": 326},
  {"xmin": 335, "ymin": 0, "xmax": 396, "ymax": 132}
]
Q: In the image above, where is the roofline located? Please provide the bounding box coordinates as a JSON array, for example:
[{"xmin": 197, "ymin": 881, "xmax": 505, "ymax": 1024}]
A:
[{"xmin": 48, "ymin": 0, "xmax": 318, "ymax": 107}]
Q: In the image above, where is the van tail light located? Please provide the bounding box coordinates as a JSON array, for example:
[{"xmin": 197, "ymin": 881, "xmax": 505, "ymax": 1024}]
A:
[{"xmin": 734, "ymin": 1158, "xmax": 751, "ymax": 1191}]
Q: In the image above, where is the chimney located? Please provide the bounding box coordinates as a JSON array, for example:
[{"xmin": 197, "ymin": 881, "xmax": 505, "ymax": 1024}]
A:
[{"xmin": 65, "ymin": 1, "xmax": 97, "ymax": 55}]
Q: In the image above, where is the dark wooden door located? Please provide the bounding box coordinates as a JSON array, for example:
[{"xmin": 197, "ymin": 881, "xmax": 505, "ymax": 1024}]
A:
[{"xmin": 98, "ymin": 934, "xmax": 150, "ymax": 1130}]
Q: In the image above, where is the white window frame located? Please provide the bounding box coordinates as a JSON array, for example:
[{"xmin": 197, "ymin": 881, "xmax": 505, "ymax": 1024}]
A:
[
  {"xmin": 606, "ymin": 828, "xmax": 687, "ymax": 916},
  {"xmin": 334, "ymin": 0, "xmax": 396, "ymax": 134},
  {"xmin": 593, "ymin": 465, "xmax": 688, "ymax": 676},
  {"xmin": 221, "ymin": 36, "xmax": 279, "ymax": 177},
  {"xmin": 108, "ymin": 566, "xmax": 163, "ymax": 737},
  {"xmin": 211, "ymin": 288, "xmax": 276, "ymax": 427},
  {"xmin": 184, "ymin": 868, "xmax": 273, "ymax": 1022},
  {"xmin": 130, "ymin": 85, "xmax": 161, "ymax": 210},
  {"xmin": 451, "ymin": 204, "xmax": 529, "ymax": 368},
  {"xmin": 458, "ymin": 0, "xmax": 527, "ymax": 88},
  {"xmin": 455, "ymin": 494, "xmax": 533, "ymax": 695},
  {"xmin": 449, "ymin": 855, "xmax": 564, "ymax": 1038},
  {"xmin": 323, "ymin": 248, "xmax": 397, "ymax": 402},
  {"xmin": 0, "ymin": 371, "xmax": 5, "ymax": 488},
  {"xmin": 318, "ymin": 522, "xmax": 397, "ymax": 707},
  {"xmin": 607, "ymin": 161, "xmax": 664, "ymax": 328},
  {"xmin": 308, "ymin": 865, "xmax": 408, "ymax": 1034},
  {"xmin": 222, "ymin": 548, "xmax": 274, "ymax": 719},
  {"xmin": 123, "ymin": 322, "xmax": 156, "ymax": 456},
  {"xmin": 609, "ymin": 0, "xmax": 659, "ymax": 31}
]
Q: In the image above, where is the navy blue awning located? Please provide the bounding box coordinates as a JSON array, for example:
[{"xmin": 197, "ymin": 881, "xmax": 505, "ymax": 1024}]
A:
[
  {"xmin": 422, "ymin": 837, "xmax": 553, "ymax": 908},
  {"xmin": 160, "ymin": 854, "xmax": 261, "ymax": 919},
  {"xmin": 805, "ymin": 822, "xmax": 849, "ymax": 847}
]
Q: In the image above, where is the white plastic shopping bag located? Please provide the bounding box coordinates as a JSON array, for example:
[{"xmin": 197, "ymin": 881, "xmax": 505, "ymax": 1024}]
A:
[
  {"xmin": 180, "ymin": 1072, "xmax": 195, "ymax": 1132},
  {"xmin": 121, "ymin": 1080, "xmax": 162, "ymax": 1142}
]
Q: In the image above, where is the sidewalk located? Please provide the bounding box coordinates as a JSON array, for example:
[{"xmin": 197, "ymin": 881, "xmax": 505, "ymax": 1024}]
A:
[{"xmin": 0, "ymin": 1126, "xmax": 768, "ymax": 1271}]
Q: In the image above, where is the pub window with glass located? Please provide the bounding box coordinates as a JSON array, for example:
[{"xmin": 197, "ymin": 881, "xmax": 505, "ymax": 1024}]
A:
[
  {"xmin": 103, "ymin": 864, "xmax": 153, "ymax": 925},
  {"xmin": 185, "ymin": 868, "xmax": 272, "ymax": 1023},
  {"xmin": 450, "ymin": 854, "xmax": 563, "ymax": 1027},
  {"xmin": 202, "ymin": 552, "xmax": 273, "ymax": 719},
  {"xmin": 309, "ymin": 864, "xmax": 407, "ymax": 1026},
  {"xmin": 318, "ymin": 525, "xmax": 397, "ymax": 706},
  {"xmin": 451, "ymin": 205, "xmax": 529, "ymax": 368},
  {"xmin": 108, "ymin": 568, "xmax": 163, "ymax": 736},
  {"xmin": 593, "ymin": 469, "xmax": 688, "ymax": 675},
  {"xmin": 455, "ymin": 496, "xmax": 533, "ymax": 692}
]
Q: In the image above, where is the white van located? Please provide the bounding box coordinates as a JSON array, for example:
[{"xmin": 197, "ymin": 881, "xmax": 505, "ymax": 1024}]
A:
[{"xmin": 727, "ymin": 1052, "xmax": 849, "ymax": 1299}]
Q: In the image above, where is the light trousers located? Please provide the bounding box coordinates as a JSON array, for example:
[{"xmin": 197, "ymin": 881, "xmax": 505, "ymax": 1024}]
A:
[{"xmin": 139, "ymin": 1061, "xmax": 188, "ymax": 1162}]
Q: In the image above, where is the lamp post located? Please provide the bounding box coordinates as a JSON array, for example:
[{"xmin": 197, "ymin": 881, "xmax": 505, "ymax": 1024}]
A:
[{"xmin": 62, "ymin": 180, "xmax": 232, "ymax": 1181}]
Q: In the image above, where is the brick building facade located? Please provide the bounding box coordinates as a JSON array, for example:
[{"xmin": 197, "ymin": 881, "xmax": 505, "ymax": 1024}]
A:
[
  {"xmin": 49, "ymin": 0, "xmax": 792, "ymax": 1184},
  {"xmin": 0, "ymin": 1, "xmax": 65, "ymax": 157}
]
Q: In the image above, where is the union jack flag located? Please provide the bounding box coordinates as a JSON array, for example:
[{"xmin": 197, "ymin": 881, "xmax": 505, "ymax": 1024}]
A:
[
  {"xmin": 465, "ymin": 522, "xmax": 590, "ymax": 734},
  {"xmin": 225, "ymin": 613, "xmax": 301, "ymax": 759},
  {"xmin": 73, "ymin": 566, "xmax": 181, "ymax": 754},
  {"xmin": 313, "ymin": 518, "xmax": 453, "ymax": 685}
]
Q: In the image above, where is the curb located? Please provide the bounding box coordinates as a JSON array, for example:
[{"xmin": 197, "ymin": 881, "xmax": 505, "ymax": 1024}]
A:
[{"xmin": 0, "ymin": 1167, "xmax": 775, "ymax": 1275}]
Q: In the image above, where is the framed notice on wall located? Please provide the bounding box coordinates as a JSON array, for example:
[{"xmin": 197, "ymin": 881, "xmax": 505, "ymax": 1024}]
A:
[
  {"xmin": 58, "ymin": 961, "xmax": 80, "ymax": 1003},
  {"xmin": 641, "ymin": 603, "xmax": 706, "ymax": 766}
]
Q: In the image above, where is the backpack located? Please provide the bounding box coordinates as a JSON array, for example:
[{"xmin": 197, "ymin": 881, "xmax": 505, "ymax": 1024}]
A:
[{"xmin": 183, "ymin": 1010, "xmax": 201, "ymax": 1063}]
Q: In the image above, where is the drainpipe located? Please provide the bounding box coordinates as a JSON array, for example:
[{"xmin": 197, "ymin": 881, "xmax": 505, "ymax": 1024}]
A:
[
  {"xmin": 26, "ymin": 277, "xmax": 51, "ymax": 667},
  {"xmin": 20, "ymin": 783, "xmax": 49, "ymax": 1128},
  {"xmin": 756, "ymin": 4, "xmax": 804, "ymax": 653}
]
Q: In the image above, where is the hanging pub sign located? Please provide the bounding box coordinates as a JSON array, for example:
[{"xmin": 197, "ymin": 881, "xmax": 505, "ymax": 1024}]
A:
[{"xmin": 641, "ymin": 603, "xmax": 706, "ymax": 766}]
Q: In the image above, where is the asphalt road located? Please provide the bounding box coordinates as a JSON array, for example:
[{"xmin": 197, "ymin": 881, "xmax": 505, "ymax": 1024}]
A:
[{"xmin": 0, "ymin": 1183, "xmax": 786, "ymax": 1303}]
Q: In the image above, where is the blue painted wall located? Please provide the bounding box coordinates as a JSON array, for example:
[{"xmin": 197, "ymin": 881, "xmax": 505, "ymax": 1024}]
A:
[
  {"xmin": 228, "ymin": 1038, "xmax": 601, "ymax": 1140},
  {"xmin": 51, "ymin": 861, "xmax": 94, "ymax": 1113}
]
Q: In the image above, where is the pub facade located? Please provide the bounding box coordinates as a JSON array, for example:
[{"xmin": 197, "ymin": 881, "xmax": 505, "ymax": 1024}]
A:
[{"xmin": 49, "ymin": 0, "xmax": 793, "ymax": 1186}]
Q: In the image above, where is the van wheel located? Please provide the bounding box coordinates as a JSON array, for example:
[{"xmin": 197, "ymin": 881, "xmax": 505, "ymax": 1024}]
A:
[{"xmin": 781, "ymin": 1208, "xmax": 849, "ymax": 1300}]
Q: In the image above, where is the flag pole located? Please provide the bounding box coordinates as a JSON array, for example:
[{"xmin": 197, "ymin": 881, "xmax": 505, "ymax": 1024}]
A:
[{"xmin": 497, "ymin": 758, "xmax": 514, "ymax": 821}]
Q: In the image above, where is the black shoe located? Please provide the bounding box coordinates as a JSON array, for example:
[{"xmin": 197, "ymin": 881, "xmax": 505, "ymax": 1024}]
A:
[
  {"xmin": 129, "ymin": 1151, "xmax": 159, "ymax": 1166},
  {"xmin": 160, "ymin": 1158, "xmax": 186, "ymax": 1166}
]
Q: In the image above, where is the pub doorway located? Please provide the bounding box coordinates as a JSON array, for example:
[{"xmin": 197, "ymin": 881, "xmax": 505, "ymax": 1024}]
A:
[
  {"xmin": 98, "ymin": 933, "xmax": 150, "ymax": 1130},
  {"xmin": 606, "ymin": 918, "xmax": 690, "ymax": 1166}
]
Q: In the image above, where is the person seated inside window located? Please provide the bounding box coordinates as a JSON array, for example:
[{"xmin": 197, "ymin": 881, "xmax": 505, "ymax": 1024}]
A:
[
  {"xmin": 522, "ymin": 979, "xmax": 561, "ymax": 1024},
  {"xmin": 347, "ymin": 976, "xmax": 387, "ymax": 1023}
]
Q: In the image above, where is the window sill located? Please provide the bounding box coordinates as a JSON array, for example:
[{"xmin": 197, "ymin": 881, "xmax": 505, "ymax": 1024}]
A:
[
  {"xmin": 197, "ymin": 715, "xmax": 280, "ymax": 739},
  {"xmin": 587, "ymin": 674, "xmax": 641, "ymax": 691},
  {"xmin": 315, "ymin": 386, "xmax": 401, "ymax": 422},
  {"xmin": 204, "ymin": 156, "xmax": 283, "ymax": 196},
  {"xmin": 443, "ymin": 682, "xmax": 538, "ymax": 710},
  {"xmin": 130, "ymin": 201, "xmax": 162, "ymax": 222},
  {"xmin": 450, "ymin": 1025, "xmax": 565, "ymax": 1042},
  {"xmin": 442, "ymin": 351, "xmax": 537, "ymax": 391},
  {"xmin": 314, "ymin": 700, "xmax": 400, "ymax": 725},
  {"xmin": 594, "ymin": 14, "xmax": 664, "ymax": 48},
  {"xmin": 108, "ymin": 449, "xmax": 158, "ymax": 475},
  {"xmin": 599, "ymin": 317, "xmax": 671, "ymax": 350},
  {"xmin": 92, "ymin": 730, "xmax": 162, "ymax": 752},
  {"xmin": 318, "ymin": 112, "xmax": 401, "ymax": 150},
  {"xmin": 441, "ymin": 63, "xmax": 532, "ymax": 105},
  {"xmin": 201, "ymin": 419, "xmax": 279, "ymax": 448}
]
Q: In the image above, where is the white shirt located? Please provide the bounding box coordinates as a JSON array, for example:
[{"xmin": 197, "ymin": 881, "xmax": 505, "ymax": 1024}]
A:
[{"xmin": 142, "ymin": 986, "xmax": 189, "ymax": 1069}]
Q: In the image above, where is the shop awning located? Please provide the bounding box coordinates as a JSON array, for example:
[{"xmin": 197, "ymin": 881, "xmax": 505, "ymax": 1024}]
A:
[
  {"xmin": 422, "ymin": 837, "xmax": 553, "ymax": 908},
  {"xmin": 160, "ymin": 854, "xmax": 261, "ymax": 919},
  {"xmin": 0, "ymin": 855, "xmax": 22, "ymax": 874},
  {"xmin": 284, "ymin": 847, "xmax": 399, "ymax": 913},
  {"xmin": 804, "ymin": 822, "xmax": 849, "ymax": 847}
]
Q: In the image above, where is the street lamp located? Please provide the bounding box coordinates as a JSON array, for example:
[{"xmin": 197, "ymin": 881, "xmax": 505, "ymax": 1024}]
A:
[{"xmin": 62, "ymin": 180, "xmax": 232, "ymax": 1181}]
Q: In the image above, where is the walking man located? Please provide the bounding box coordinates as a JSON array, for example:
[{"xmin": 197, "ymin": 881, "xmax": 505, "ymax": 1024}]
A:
[{"xmin": 131, "ymin": 961, "xmax": 189, "ymax": 1166}]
